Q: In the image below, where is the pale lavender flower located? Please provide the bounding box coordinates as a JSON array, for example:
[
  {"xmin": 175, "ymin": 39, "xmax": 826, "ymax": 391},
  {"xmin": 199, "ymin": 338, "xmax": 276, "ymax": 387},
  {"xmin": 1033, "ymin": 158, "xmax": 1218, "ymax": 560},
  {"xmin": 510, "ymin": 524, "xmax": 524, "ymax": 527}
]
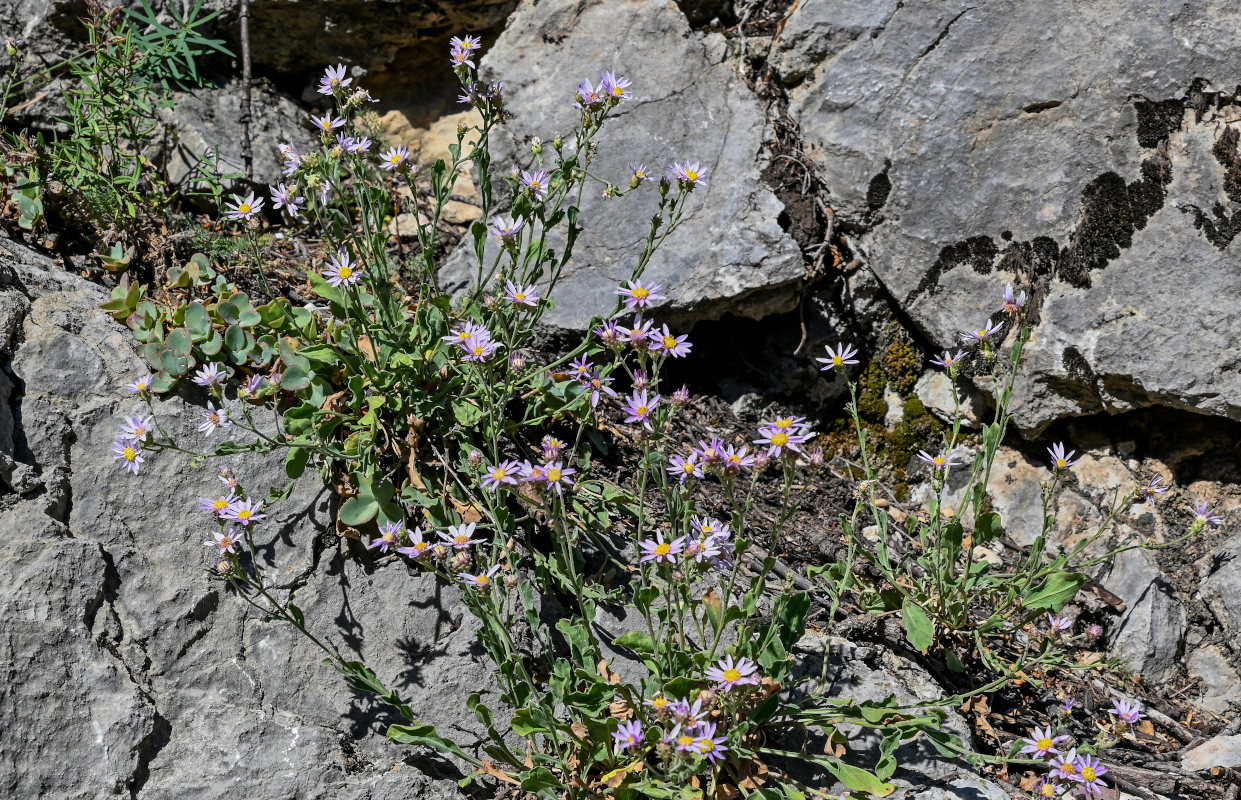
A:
[
  {"xmin": 623, "ymin": 317, "xmax": 654, "ymax": 350},
  {"xmin": 1047, "ymin": 613, "xmax": 1072, "ymax": 633},
  {"xmin": 520, "ymin": 168, "xmax": 551, "ymax": 201},
  {"xmin": 612, "ymin": 719, "xmax": 644, "ymax": 751},
  {"xmin": 816, "ymin": 342, "xmax": 859, "ymax": 372},
  {"xmin": 1071, "ymin": 754, "xmax": 1108, "ymax": 796},
  {"xmin": 541, "ymin": 436, "xmax": 566, "ymax": 461},
  {"xmin": 632, "ymin": 370, "xmax": 650, "ymax": 393},
  {"xmin": 672, "ymin": 725, "xmax": 697, "ymax": 752},
  {"xmin": 488, "ymin": 214, "xmax": 525, "ymax": 247},
  {"xmin": 269, "ymin": 183, "xmax": 304, "ymax": 218},
  {"xmin": 931, "ymin": 349, "xmax": 967, "ymax": 370},
  {"xmin": 1139, "ymin": 475, "xmax": 1169, "ymax": 506},
  {"xmin": 205, "ymin": 528, "xmax": 243, "ymax": 554},
  {"xmin": 379, "ymin": 144, "xmax": 411, "ymax": 171},
  {"xmin": 1003, "ymin": 283, "xmax": 1027, "ymax": 315},
  {"xmin": 279, "ymin": 143, "xmax": 304, "ymax": 176},
  {"xmin": 1020, "ymin": 726, "xmax": 1068, "ymax": 759},
  {"xmin": 599, "ymin": 70, "xmax": 632, "ymax": 101},
  {"xmin": 310, "ymin": 113, "xmax": 346, "ymax": 134},
  {"xmin": 198, "ymin": 401, "xmax": 232, "ymax": 435},
  {"xmin": 960, "ymin": 318, "xmax": 1004, "ymax": 345},
  {"xmin": 706, "ymin": 655, "xmax": 761, "ymax": 690},
  {"xmin": 1110, "ymin": 698, "xmax": 1144, "ymax": 725},
  {"xmin": 459, "ymin": 564, "xmax": 501, "ymax": 589},
  {"xmin": 669, "ymin": 161, "xmax": 707, "ymax": 189},
  {"xmin": 459, "ymin": 330, "xmax": 501, "ymax": 362},
  {"xmin": 508, "ymin": 352, "xmax": 527, "ymax": 372},
  {"xmin": 198, "ymin": 490, "xmax": 236, "ymax": 516},
  {"xmin": 594, "ymin": 320, "xmax": 622, "ymax": 346},
  {"xmin": 623, "ymin": 390, "xmax": 660, "ymax": 429},
  {"xmin": 1193, "ymin": 499, "xmax": 1224, "ymax": 527},
  {"xmin": 317, "ymin": 63, "xmax": 352, "ymax": 95},
  {"xmin": 541, "ymin": 461, "xmax": 576, "ymax": 494},
  {"xmin": 583, "ymin": 369, "xmax": 617, "ymax": 408},
  {"xmin": 223, "ymin": 497, "xmax": 265, "ymax": 527},
  {"xmin": 696, "ymin": 438, "xmax": 726, "ymax": 468},
  {"xmin": 518, "ymin": 461, "xmax": 546, "ymax": 484},
  {"xmin": 396, "ymin": 527, "xmax": 431, "ymax": 559},
  {"xmin": 112, "ymin": 439, "xmax": 144, "ymax": 474},
  {"xmin": 504, "ymin": 280, "xmax": 540, "ymax": 309},
  {"xmin": 118, "ymin": 414, "xmax": 153, "ymax": 442},
  {"xmin": 667, "ymin": 453, "xmax": 703, "ymax": 483},
  {"xmin": 692, "ymin": 722, "xmax": 729, "ymax": 763},
  {"xmin": 1050, "ymin": 749, "xmax": 1080, "ymax": 782},
  {"xmin": 450, "ymin": 35, "xmax": 481, "ymax": 52},
  {"xmin": 443, "ymin": 322, "xmax": 489, "ymax": 347},
  {"xmin": 1060, "ymin": 697, "xmax": 1078, "ymax": 714},
  {"xmin": 671, "ymin": 385, "xmax": 690, "ymax": 406},
  {"xmin": 754, "ymin": 425, "xmax": 813, "ymax": 458},
  {"xmin": 1034, "ymin": 779, "xmax": 1062, "ymax": 799},
  {"xmin": 650, "ymin": 324, "xmax": 692, "ymax": 358},
  {"xmin": 639, "ymin": 532, "xmax": 685, "ymax": 564},
  {"xmin": 440, "ymin": 523, "xmax": 484, "ymax": 550},
  {"xmin": 670, "ymin": 696, "xmax": 704, "ymax": 727},
  {"xmin": 721, "ymin": 444, "xmax": 755, "ymax": 475},
  {"xmin": 369, "ymin": 520, "xmax": 404, "ymax": 553},
  {"xmin": 644, "ymin": 693, "xmax": 672, "ymax": 715},
  {"xmin": 240, "ymin": 374, "xmax": 266, "ymax": 397},
  {"xmin": 193, "ymin": 362, "xmax": 225, "ymax": 388},
  {"xmin": 916, "ymin": 449, "xmax": 962, "ymax": 471},
  {"xmin": 482, "ymin": 460, "xmax": 520, "ymax": 491},
  {"xmin": 628, "ymin": 162, "xmax": 652, "ymax": 183},
  {"xmin": 449, "ymin": 43, "xmax": 476, "ymax": 69},
  {"xmin": 225, "ymin": 191, "xmax": 264, "ymax": 221},
  {"xmin": 1048, "ymin": 442, "xmax": 1080, "ymax": 470},
  {"xmin": 323, "ymin": 249, "xmax": 364, "ymax": 287},
  {"xmin": 575, "ymin": 77, "xmax": 605, "ymax": 109},
  {"xmin": 615, "ymin": 280, "xmax": 665, "ymax": 310},
  {"xmin": 126, "ymin": 374, "xmax": 154, "ymax": 395}
]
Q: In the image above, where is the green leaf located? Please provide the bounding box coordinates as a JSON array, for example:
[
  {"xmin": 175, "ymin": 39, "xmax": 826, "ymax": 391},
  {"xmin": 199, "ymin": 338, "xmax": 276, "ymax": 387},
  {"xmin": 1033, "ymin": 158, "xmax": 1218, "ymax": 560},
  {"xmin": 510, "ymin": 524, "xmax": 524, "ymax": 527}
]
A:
[
  {"xmin": 167, "ymin": 327, "xmax": 193, "ymax": 356},
  {"xmin": 224, "ymin": 324, "xmax": 247, "ymax": 353},
  {"xmin": 386, "ymin": 723, "xmax": 472, "ymax": 762},
  {"xmin": 510, "ymin": 707, "xmax": 547, "ymax": 737},
  {"xmin": 339, "ymin": 494, "xmax": 379, "ymax": 526},
  {"xmin": 184, "ymin": 302, "xmax": 211, "ymax": 340},
  {"xmin": 901, "ymin": 596, "xmax": 934, "ymax": 653},
  {"xmin": 1024, "ymin": 571, "xmax": 1087, "ymax": 611},
  {"xmin": 974, "ymin": 511, "xmax": 1004, "ymax": 544},
  {"xmin": 285, "ymin": 446, "xmax": 311, "ymax": 479},
  {"xmin": 612, "ymin": 631, "xmax": 656, "ymax": 654},
  {"xmin": 280, "ymin": 363, "xmax": 311, "ymax": 392}
]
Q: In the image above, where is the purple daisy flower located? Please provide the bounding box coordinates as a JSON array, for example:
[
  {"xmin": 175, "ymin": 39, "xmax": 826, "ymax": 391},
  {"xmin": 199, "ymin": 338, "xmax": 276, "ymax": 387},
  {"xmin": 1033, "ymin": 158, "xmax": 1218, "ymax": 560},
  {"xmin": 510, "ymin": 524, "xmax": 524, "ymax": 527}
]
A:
[
  {"xmin": 1193, "ymin": 499, "xmax": 1224, "ymax": 527},
  {"xmin": 1109, "ymin": 698, "xmax": 1144, "ymax": 725},
  {"xmin": 615, "ymin": 280, "xmax": 665, "ymax": 310},
  {"xmin": 638, "ymin": 532, "xmax": 685, "ymax": 564},
  {"xmin": 931, "ymin": 349, "xmax": 967, "ymax": 370},
  {"xmin": 583, "ymin": 369, "xmax": 617, "ymax": 408},
  {"xmin": 204, "ymin": 528, "xmax": 243, "ymax": 554},
  {"xmin": 594, "ymin": 320, "xmax": 622, "ymax": 346},
  {"xmin": 520, "ymin": 168, "xmax": 551, "ymax": 201},
  {"xmin": 112, "ymin": 439, "xmax": 144, "ymax": 475},
  {"xmin": 223, "ymin": 497, "xmax": 266, "ymax": 528},
  {"xmin": 1071, "ymin": 754, "xmax": 1108, "ymax": 796},
  {"xmin": 612, "ymin": 719, "xmax": 644, "ymax": 751},
  {"xmin": 960, "ymin": 318, "xmax": 1004, "ymax": 345},
  {"xmin": 721, "ymin": 444, "xmax": 755, "ymax": 475},
  {"xmin": 541, "ymin": 436, "xmax": 566, "ymax": 461},
  {"xmin": 482, "ymin": 460, "xmax": 520, "ymax": 491},
  {"xmin": 1060, "ymin": 697, "xmax": 1078, "ymax": 714},
  {"xmin": 1003, "ymin": 283, "xmax": 1027, "ymax": 315},
  {"xmin": 541, "ymin": 461, "xmax": 576, "ymax": 494},
  {"xmin": 198, "ymin": 401, "xmax": 231, "ymax": 435},
  {"xmin": 279, "ymin": 142, "xmax": 304, "ymax": 176},
  {"xmin": 126, "ymin": 374, "xmax": 154, "ymax": 395},
  {"xmin": 225, "ymin": 191, "xmax": 264, "ymax": 221},
  {"xmin": 692, "ymin": 722, "xmax": 729, "ymax": 763},
  {"xmin": 623, "ymin": 317, "xmax": 654, "ymax": 350},
  {"xmin": 623, "ymin": 390, "xmax": 660, "ymax": 430},
  {"xmin": 1047, "ymin": 613, "xmax": 1072, "ymax": 633},
  {"xmin": 504, "ymin": 280, "xmax": 540, "ymax": 309},
  {"xmin": 1050, "ymin": 749, "xmax": 1080, "ymax": 782},
  {"xmin": 269, "ymin": 183, "xmax": 304, "ymax": 218},
  {"xmin": 323, "ymin": 248, "xmax": 363, "ymax": 288},
  {"xmin": 379, "ymin": 145, "xmax": 411, "ymax": 171},
  {"xmin": 449, "ymin": 43, "xmax": 476, "ymax": 69},
  {"xmin": 396, "ymin": 527, "xmax": 430, "ymax": 559},
  {"xmin": 669, "ymin": 161, "xmax": 707, "ymax": 189},
  {"xmin": 1139, "ymin": 475, "xmax": 1168, "ymax": 506},
  {"xmin": 816, "ymin": 342, "xmax": 859, "ymax": 372},
  {"xmin": 1034, "ymin": 779, "xmax": 1061, "ymax": 799},
  {"xmin": 1048, "ymin": 442, "xmax": 1080, "ymax": 471},
  {"xmin": 118, "ymin": 414, "xmax": 153, "ymax": 442},
  {"xmin": 450, "ymin": 35, "xmax": 481, "ymax": 52},
  {"xmin": 600, "ymin": 70, "xmax": 632, "ymax": 101},
  {"xmin": 1020, "ymin": 725, "xmax": 1068, "ymax": 758},
  {"xmin": 706, "ymin": 655, "xmax": 761, "ymax": 690},
  {"xmin": 650, "ymin": 324, "xmax": 692, "ymax": 358},
  {"xmin": 667, "ymin": 453, "xmax": 703, "ymax": 483},
  {"xmin": 193, "ymin": 362, "xmax": 225, "ymax": 388},
  {"xmin": 460, "ymin": 331, "xmax": 501, "ymax": 363},
  {"xmin": 310, "ymin": 113, "xmax": 346, "ymax": 134},
  {"xmin": 439, "ymin": 523, "xmax": 484, "ymax": 550},
  {"xmin": 488, "ymin": 214, "xmax": 525, "ymax": 247},
  {"xmin": 916, "ymin": 449, "xmax": 962, "ymax": 471},
  {"xmin": 628, "ymin": 162, "xmax": 652, "ymax": 184},
  {"xmin": 197, "ymin": 490, "xmax": 236, "ymax": 516},
  {"xmin": 754, "ymin": 425, "xmax": 813, "ymax": 459},
  {"xmin": 317, "ymin": 63, "xmax": 352, "ymax": 95},
  {"xmin": 459, "ymin": 564, "xmax": 501, "ymax": 589},
  {"xmin": 369, "ymin": 520, "xmax": 404, "ymax": 553}
]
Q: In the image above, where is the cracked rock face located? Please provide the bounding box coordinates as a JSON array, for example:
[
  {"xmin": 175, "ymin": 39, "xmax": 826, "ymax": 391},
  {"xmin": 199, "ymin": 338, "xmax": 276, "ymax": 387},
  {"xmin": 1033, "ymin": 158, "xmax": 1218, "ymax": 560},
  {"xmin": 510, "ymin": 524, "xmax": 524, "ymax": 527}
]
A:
[
  {"xmin": 0, "ymin": 240, "xmax": 475, "ymax": 799},
  {"xmin": 779, "ymin": 0, "xmax": 1241, "ymax": 433},
  {"xmin": 441, "ymin": 0, "xmax": 804, "ymax": 330}
]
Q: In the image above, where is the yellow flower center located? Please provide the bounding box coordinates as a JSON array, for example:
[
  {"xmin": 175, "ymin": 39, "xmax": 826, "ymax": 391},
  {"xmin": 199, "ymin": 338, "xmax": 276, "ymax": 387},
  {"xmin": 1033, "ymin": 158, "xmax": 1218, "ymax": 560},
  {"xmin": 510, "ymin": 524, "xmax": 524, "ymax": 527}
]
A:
[
  {"xmin": 472, "ymin": 346, "xmax": 485, "ymax": 356},
  {"xmin": 547, "ymin": 468, "xmax": 562, "ymax": 482},
  {"xmin": 771, "ymin": 432, "xmax": 789, "ymax": 446},
  {"xmin": 1041, "ymin": 785, "xmax": 1055, "ymax": 798},
  {"xmin": 654, "ymin": 543, "xmax": 671, "ymax": 556},
  {"xmin": 493, "ymin": 468, "xmax": 507, "ymax": 480},
  {"xmin": 934, "ymin": 457, "xmax": 946, "ymax": 467},
  {"xmin": 832, "ymin": 356, "xmax": 843, "ymax": 366},
  {"xmin": 631, "ymin": 287, "xmax": 650, "ymax": 300},
  {"xmin": 1037, "ymin": 738, "xmax": 1053, "ymax": 750},
  {"xmin": 389, "ymin": 154, "xmax": 401, "ymax": 164},
  {"xmin": 723, "ymin": 668, "xmax": 741, "ymax": 682},
  {"xmin": 1056, "ymin": 459, "xmax": 1067, "ymax": 468},
  {"xmin": 338, "ymin": 266, "xmax": 353, "ymax": 279},
  {"xmin": 123, "ymin": 447, "xmax": 136, "ymax": 460},
  {"xmin": 514, "ymin": 292, "xmax": 525, "ymax": 302},
  {"xmin": 454, "ymin": 536, "xmax": 469, "ymax": 545},
  {"xmin": 530, "ymin": 181, "xmax": 541, "ymax": 190},
  {"xmin": 1060, "ymin": 764, "xmax": 1077, "ymax": 776},
  {"xmin": 662, "ymin": 335, "xmax": 677, "ymax": 349},
  {"xmin": 686, "ymin": 170, "xmax": 698, "ymax": 181},
  {"xmin": 611, "ymin": 87, "xmax": 623, "ymax": 96},
  {"xmin": 213, "ymin": 499, "xmax": 229, "ymax": 510},
  {"xmin": 238, "ymin": 203, "xmax": 252, "ymax": 214},
  {"xmin": 635, "ymin": 170, "xmax": 645, "ymax": 178},
  {"xmin": 678, "ymin": 735, "xmax": 694, "ymax": 747},
  {"xmin": 697, "ymin": 738, "xmax": 714, "ymax": 752},
  {"xmin": 476, "ymin": 575, "xmax": 489, "ymax": 585},
  {"xmin": 651, "ymin": 697, "xmax": 668, "ymax": 708},
  {"xmin": 1082, "ymin": 768, "xmax": 1096, "ymax": 782},
  {"xmin": 636, "ymin": 405, "xmax": 648, "ymax": 416},
  {"xmin": 237, "ymin": 509, "xmax": 251, "ymax": 520},
  {"xmin": 977, "ymin": 329, "xmax": 987, "ymax": 337}
]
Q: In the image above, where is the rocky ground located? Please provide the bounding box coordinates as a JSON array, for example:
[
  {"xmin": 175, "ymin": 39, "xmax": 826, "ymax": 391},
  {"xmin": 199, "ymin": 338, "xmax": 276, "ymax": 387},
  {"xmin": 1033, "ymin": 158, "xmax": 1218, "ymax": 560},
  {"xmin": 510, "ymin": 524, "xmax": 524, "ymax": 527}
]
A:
[{"xmin": 3, "ymin": 0, "xmax": 1241, "ymax": 798}]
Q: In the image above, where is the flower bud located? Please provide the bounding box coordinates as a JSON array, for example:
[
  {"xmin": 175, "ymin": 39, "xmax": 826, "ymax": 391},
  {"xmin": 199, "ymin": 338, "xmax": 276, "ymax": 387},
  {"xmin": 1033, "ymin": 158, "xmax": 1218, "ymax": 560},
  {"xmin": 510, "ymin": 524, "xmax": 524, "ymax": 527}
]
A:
[
  {"xmin": 215, "ymin": 558, "xmax": 234, "ymax": 577},
  {"xmin": 530, "ymin": 136, "xmax": 543, "ymax": 156},
  {"xmin": 553, "ymin": 134, "xmax": 564, "ymax": 151},
  {"xmin": 509, "ymin": 353, "xmax": 527, "ymax": 372},
  {"xmin": 671, "ymin": 385, "xmax": 690, "ymax": 407},
  {"xmin": 504, "ymin": 574, "xmax": 519, "ymax": 589},
  {"xmin": 468, "ymin": 450, "xmax": 483, "ymax": 467},
  {"xmin": 808, "ymin": 447, "xmax": 825, "ymax": 470}
]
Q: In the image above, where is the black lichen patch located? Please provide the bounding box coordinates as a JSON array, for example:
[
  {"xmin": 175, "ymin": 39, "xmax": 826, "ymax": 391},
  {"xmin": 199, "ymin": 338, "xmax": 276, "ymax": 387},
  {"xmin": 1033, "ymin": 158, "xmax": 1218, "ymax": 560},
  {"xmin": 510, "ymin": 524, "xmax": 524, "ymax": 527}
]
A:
[
  {"xmin": 913, "ymin": 235, "xmax": 998, "ymax": 299},
  {"xmin": 1134, "ymin": 98, "xmax": 1185, "ymax": 148},
  {"xmin": 866, "ymin": 160, "xmax": 892, "ymax": 213},
  {"xmin": 1062, "ymin": 346, "xmax": 1096, "ymax": 384},
  {"xmin": 1181, "ymin": 104, "xmax": 1241, "ymax": 249}
]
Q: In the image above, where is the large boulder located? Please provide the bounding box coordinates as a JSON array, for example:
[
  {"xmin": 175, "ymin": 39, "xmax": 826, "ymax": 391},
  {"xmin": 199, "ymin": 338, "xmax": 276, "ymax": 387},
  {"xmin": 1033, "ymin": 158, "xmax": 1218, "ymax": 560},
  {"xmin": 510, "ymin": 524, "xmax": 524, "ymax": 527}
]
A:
[
  {"xmin": 777, "ymin": 0, "xmax": 1241, "ymax": 433},
  {"xmin": 442, "ymin": 0, "xmax": 804, "ymax": 330},
  {"xmin": 0, "ymin": 239, "xmax": 477, "ymax": 799}
]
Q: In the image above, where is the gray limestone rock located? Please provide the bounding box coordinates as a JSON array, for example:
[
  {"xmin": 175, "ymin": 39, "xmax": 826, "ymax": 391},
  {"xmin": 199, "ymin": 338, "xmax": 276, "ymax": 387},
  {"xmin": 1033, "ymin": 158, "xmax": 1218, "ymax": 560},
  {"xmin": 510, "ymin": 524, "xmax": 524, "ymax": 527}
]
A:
[
  {"xmin": 1186, "ymin": 645, "xmax": 1240, "ymax": 715},
  {"xmin": 441, "ymin": 0, "xmax": 803, "ymax": 330},
  {"xmin": 0, "ymin": 239, "xmax": 470, "ymax": 799},
  {"xmin": 1198, "ymin": 532, "xmax": 1241, "ymax": 638},
  {"xmin": 1182, "ymin": 734, "xmax": 1241, "ymax": 772},
  {"xmin": 1104, "ymin": 549, "xmax": 1186, "ymax": 685},
  {"xmin": 781, "ymin": 0, "xmax": 1241, "ymax": 433}
]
